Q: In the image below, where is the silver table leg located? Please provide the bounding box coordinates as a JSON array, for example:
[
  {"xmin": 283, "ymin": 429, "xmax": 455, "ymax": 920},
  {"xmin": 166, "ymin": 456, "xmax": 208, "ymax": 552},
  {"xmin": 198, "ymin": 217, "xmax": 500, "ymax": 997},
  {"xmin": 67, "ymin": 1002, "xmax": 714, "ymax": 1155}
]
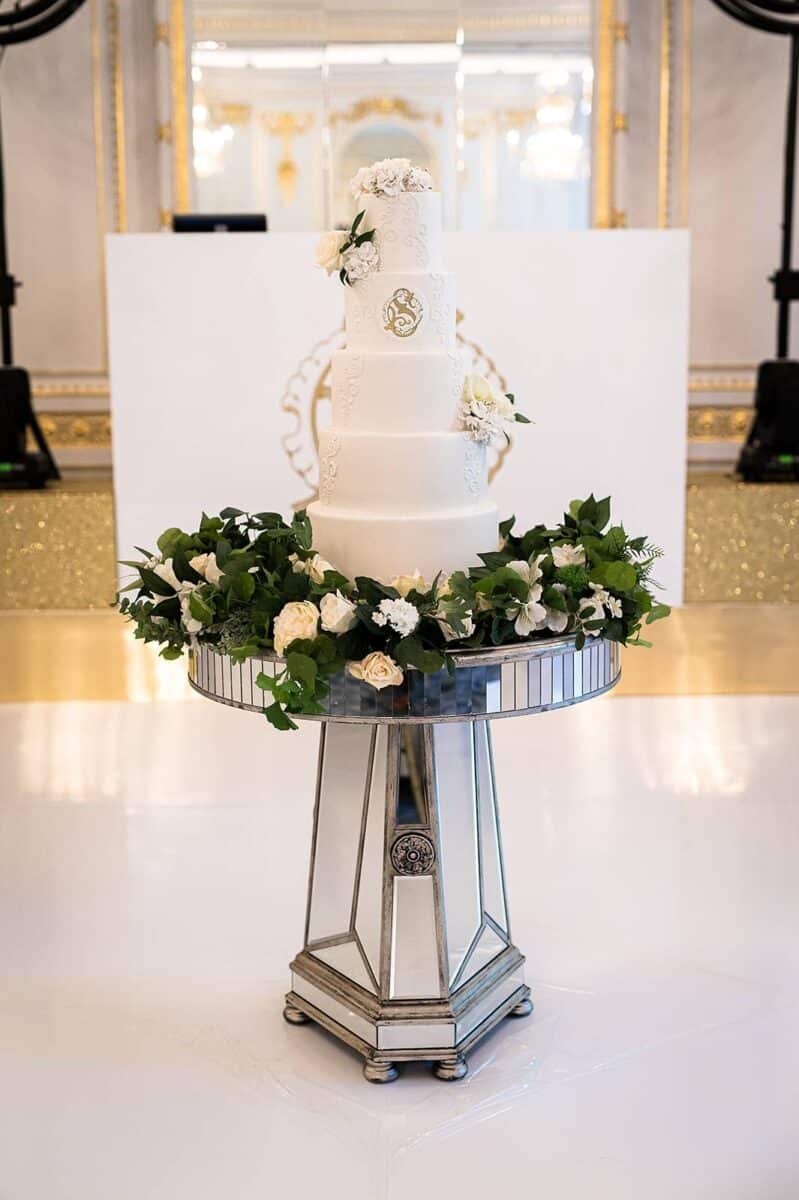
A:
[{"xmin": 284, "ymin": 720, "xmax": 532, "ymax": 1082}]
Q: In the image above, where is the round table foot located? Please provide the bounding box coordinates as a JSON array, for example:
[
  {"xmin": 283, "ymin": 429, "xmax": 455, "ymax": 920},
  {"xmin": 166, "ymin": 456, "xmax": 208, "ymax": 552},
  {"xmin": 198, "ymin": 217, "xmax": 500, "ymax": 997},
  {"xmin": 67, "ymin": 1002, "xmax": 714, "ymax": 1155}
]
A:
[
  {"xmin": 508, "ymin": 996, "xmax": 533, "ymax": 1018},
  {"xmin": 363, "ymin": 1059, "xmax": 399, "ymax": 1084},
  {"xmin": 283, "ymin": 1003, "xmax": 311, "ymax": 1026},
  {"xmin": 433, "ymin": 1054, "xmax": 468, "ymax": 1081}
]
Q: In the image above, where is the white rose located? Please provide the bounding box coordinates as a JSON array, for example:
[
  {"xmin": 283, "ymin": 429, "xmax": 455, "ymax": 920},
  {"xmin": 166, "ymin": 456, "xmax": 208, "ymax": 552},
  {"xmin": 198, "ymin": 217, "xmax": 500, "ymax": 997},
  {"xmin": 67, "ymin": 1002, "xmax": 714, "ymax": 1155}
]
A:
[
  {"xmin": 289, "ymin": 552, "xmax": 334, "ymax": 584},
  {"xmin": 315, "ymin": 230, "xmax": 346, "ymax": 275},
  {"xmin": 153, "ymin": 557, "xmax": 181, "ymax": 591},
  {"xmin": 273, "ymin": 600, "xmax": 319, "ymax": 656},
  {"xmin": 189, "ymin": 552, "xmax": 223, "ymax": 587},
  {"xmin": 320, "ymin": 590, "xmax": 357, "ymax": 635},
  {"xmin": 552, "ymin": 543, "xmax": 586, "ymax": 568},
  {"xmin": 343, "ymin": 241, "xmax": 379, "ymax": 281},
  {"xmin": 462, "ymin": 372, "xmax": 497, "ymax": 410},
  {"xmin": 391, "ymin": 570, "xmax": 427, "ymax": 598},
  {"xmin": 347, "ymin": 651, "xmax": 404, "ymax": 690}
]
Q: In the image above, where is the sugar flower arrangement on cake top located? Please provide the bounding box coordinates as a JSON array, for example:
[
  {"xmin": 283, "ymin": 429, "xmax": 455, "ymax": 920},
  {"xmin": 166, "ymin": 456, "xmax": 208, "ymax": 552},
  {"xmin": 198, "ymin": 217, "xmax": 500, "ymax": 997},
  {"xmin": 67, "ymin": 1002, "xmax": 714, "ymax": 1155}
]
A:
[
  {"xmin": 350, "ymin": 157, "xmax": 434, "ymax": 198},
  {"xmin": 117, "ymin": 499, "xmax": 669, "ymax": 731}
]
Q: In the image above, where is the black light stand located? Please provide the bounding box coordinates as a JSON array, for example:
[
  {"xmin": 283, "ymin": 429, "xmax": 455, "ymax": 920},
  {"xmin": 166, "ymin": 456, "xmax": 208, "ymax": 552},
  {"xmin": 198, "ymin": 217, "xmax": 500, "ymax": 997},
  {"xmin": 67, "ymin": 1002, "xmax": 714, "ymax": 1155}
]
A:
[
  {"xmin": 709, "ymin": 1, "xmax": 799, "ymax": 480},
  {"xmin": 0, "ymin": 0, "xmax": 88, "ymax": 488}
]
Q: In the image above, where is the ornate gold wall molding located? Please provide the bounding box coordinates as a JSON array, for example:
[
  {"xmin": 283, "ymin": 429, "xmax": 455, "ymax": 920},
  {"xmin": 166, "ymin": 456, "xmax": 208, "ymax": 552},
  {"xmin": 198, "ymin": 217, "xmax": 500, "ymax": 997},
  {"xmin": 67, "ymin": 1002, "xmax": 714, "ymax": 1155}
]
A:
[
  {"xmin": 594, "ymin": 0, "xmax": 617, "ymax": 228},
  {"xmin": 26, "ymin": 413, "xmax": 112, "ymax": 450},
  {"xmin": 688, "ymin": 377, "xmax": 755, "ymax": 394},
  {"xmin": 169, "ymin": 0, "xmax": 190, "ymax": 213},
  {"xmin": 107, "ymin": 0, "xmax": 128, "ymax": 234},
  {"xmin": 32, "ymin": 384, "xmax": 110, "ymax": 400},
  {"xmin": 687, "ymin": 405, "xmax": 752, "ymax": 442},
  {"xmin": 330, "ymin": 97, "xmax": 442, "ymax": 128},
  {"xmin": 657, "ymin": 0, "xmax": 674, "ymax": 228},
  {"xmin": 192, "ymin": 12, "xmax": 589, "ymax": 41}
]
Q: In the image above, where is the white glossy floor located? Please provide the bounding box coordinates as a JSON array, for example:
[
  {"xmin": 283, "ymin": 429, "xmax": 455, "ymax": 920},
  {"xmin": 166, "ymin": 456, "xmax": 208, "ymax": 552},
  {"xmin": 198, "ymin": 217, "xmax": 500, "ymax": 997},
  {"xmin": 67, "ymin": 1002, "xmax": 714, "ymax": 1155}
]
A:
[{"xmin": 2, "ymin": 691, "xmax": 798, "ymax": 1199}]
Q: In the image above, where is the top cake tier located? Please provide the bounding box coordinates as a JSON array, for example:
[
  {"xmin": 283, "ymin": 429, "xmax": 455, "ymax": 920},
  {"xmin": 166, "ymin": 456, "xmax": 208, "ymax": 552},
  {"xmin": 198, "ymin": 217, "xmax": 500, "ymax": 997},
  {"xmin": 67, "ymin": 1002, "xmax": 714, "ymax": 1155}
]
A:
[{"xmin": 361, "ymin": 191, "xmax": 443, "ymax": 274}]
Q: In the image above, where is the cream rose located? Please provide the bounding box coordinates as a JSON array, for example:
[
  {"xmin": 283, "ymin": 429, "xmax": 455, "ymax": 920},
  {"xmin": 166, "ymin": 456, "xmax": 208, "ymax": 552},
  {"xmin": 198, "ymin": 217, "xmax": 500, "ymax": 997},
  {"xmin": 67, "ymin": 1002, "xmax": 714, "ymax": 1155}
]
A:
[
  {"xmin": 290, "ymin": 552, "xmax": 334, "ymax": 584},
  {"xmin": 391, "ymin": 570, "xmax": 428, "ymax": 598},
  {"xmin": 273, "ymin": 600, "xmax": 319, "ymax": 656},
  {"xmin": 462, "ymin": 372, "xmax": 510, "ymax": 414},
  {"xmin": 320, "ymin": 590, "xmax": 357, "ymax": 635},
  {"xmin": 435, "ymin": 611, "xmax": 476, "ymax": 642},
  {"xmin": 189, "ymin": 551, "xmax": 223, "ymax": 587},
  {"xmin": 315, "ymin": 230, "xmax": 345, "ymax": 275},
  {"xmin": 347, "ymin": 651, "xmax": 404, "ymax": 690}
]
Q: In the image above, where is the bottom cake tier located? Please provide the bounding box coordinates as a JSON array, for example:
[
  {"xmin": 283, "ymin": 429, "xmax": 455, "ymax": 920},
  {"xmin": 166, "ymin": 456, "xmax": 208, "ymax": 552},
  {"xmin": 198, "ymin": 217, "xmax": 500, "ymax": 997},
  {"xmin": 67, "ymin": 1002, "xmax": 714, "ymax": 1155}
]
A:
[{"xmin": 307, "ymin": 500, "xmax": 499, "ymax": 583}]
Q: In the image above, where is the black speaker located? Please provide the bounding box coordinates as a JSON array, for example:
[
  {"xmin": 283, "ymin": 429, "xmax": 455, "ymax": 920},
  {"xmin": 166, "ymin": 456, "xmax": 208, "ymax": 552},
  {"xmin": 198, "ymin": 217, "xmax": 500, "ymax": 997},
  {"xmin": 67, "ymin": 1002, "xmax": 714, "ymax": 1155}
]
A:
[
  {"xmin": 738, "ymin": 359, "xmax": 799, "ymax": 480},
  {"xmin": 0, "ymin": 366, "xmax": 59, "ymax": 487},
  {"xmin": 172, "ymin": 213, "xmax": 267, "ymax": 233}
]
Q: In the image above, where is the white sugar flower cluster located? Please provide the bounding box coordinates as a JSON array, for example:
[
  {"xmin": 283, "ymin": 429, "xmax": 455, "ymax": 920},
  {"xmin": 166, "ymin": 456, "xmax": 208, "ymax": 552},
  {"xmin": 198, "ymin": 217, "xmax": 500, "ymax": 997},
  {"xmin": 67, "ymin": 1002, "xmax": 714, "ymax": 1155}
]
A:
[
  {"xmin": 351, "ymin": 157, "xmax": 434, "ymax": 198},
  {"xmin": 342, "ymin": 240, "xmax": 379, "ymax": 281},
  {"xmin": 460, "ymin": 373, "xmax": 517, "ymax": 447},
  {"xmin": 372, "ymin": 596, "xmax": 420, "ymax": 637}
]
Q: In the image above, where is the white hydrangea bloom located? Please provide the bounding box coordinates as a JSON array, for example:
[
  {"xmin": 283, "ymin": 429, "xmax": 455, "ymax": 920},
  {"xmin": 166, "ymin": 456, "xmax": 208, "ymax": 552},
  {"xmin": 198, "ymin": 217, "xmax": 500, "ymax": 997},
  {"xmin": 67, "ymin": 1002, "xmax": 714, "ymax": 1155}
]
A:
[
  {"xmin": 372, "ymin": 597, "xmax": 420, "ymax": 637},
  {"xmin": 342, "ymin": 241, "xmax": 379, "ymax": 281}
]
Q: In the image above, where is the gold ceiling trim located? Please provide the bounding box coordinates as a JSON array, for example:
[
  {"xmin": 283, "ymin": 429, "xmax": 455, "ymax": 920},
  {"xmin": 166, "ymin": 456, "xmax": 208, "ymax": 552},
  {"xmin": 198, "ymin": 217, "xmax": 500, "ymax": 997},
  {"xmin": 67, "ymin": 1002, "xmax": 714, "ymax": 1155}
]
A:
[
  {"xmin": 330, "ymin": 97, "xmax": 442, "ymax": 128},
  {"xmin": 687, "ymin": 406, "xmax": 752, "ymax": 442},
  {"xmin": 170, "ymin": 0, "xmax": 191, "ymax": 213},
  {"xmin": 192, "ymin": 12, "xmax": 590, "ymax": 40},
  {"xmin": 213, "ymin": 102, "xmax": 252, "ymax": 126}
]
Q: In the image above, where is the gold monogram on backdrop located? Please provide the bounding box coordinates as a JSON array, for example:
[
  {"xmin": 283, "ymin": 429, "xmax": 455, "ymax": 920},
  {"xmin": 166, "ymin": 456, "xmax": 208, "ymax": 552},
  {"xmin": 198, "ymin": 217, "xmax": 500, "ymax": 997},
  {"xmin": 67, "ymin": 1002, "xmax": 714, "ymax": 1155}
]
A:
[{"xmin": 281, "ymin": 312, "xmax": 511, "ymax": 509}]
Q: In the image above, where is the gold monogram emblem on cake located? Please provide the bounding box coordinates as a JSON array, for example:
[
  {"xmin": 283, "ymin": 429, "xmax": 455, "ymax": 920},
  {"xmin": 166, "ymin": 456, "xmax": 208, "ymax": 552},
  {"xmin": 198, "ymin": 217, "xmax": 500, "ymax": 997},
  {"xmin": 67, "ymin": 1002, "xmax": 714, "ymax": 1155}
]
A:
[{"xmin": 382, "ymin": 287, "xmax": 424, "ymax": 338}]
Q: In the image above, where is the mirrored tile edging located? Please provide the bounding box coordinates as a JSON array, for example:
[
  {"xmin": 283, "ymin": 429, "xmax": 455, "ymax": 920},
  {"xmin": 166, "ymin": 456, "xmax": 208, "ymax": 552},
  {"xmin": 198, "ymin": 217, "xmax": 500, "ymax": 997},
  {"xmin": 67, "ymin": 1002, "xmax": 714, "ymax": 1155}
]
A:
[{"xmin": 188, "ymin": 636, "xmax": 621, "ymax": 724}]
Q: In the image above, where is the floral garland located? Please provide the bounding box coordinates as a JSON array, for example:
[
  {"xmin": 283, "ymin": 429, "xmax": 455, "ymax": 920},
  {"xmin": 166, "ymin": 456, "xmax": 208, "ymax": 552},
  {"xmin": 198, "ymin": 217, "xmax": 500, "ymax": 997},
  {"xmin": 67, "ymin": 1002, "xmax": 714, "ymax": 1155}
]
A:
[
  {"xmin": 315, "ymin": 211, "xmax": 378, "ymax": 286},
  {"xmin": 350, "ymin": 157, "xmax": 433, "ymax": 198},
  {"xmin": 460, "ymin": 372, "xmax": 530, "ymax": 445},
  {"xmin": 117, "ymin": 499, "xmax": 669, "ymax": 731}
]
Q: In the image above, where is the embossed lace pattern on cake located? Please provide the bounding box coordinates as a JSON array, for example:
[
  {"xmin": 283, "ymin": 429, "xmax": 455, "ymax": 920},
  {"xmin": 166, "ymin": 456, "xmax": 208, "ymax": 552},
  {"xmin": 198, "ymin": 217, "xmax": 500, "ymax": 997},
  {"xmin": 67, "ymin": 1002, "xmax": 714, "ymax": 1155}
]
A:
[
  {"xmin": 382, "ymin": 288, "xmax": 424, "ymax": 338},
  {"xmin": 319, "ymin": 432, "xmax": 341, "ymax": 502},
  {"xmin": 376, "ymin": 194, "xmax": 431, "ymax": 270},
  {"xmin": 429, "ymin": 274, "xmax": 452, "ymax": 348},
  {"xmin": 463, "ymin": 439, "xmax": 483, "ymax": 496},
  {"xmin": 339, "ymin": 355, "xmax": 363, "ymax": 424}
]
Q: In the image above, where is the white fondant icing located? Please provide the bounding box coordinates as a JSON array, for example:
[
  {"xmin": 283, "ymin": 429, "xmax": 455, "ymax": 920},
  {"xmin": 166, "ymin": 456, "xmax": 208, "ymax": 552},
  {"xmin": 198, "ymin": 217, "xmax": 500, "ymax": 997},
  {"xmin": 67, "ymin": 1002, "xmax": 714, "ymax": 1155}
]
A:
[
  {"xmin": 311, "ymin": 184, "xmax": 499, "ymax": 581},
  {"xmin": 316, "ymin": 429, "xmax": 486, "ymax": 515},
  {"xmin": 307, "ymin": 501, "xmax": 500, "ymax": 583},
  {"xmin": 331, "ymin": 350, "xmax": 462, "ymax": 432},
  {"xmin": 360, "ymin": 192, "xmax": 443, "ymax": 273}
]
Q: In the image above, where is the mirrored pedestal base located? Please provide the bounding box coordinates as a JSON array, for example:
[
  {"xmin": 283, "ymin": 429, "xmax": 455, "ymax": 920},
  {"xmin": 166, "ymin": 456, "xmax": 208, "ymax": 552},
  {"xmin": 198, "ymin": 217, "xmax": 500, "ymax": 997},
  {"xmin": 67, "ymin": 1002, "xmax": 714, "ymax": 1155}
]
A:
[
  {"xmin": 188, "ymin": 636, "xmax": 620, "ymax": 1083},
  {"xmin": 285, "ymin": 720, "xmax": 533, "ymax": 1083}
]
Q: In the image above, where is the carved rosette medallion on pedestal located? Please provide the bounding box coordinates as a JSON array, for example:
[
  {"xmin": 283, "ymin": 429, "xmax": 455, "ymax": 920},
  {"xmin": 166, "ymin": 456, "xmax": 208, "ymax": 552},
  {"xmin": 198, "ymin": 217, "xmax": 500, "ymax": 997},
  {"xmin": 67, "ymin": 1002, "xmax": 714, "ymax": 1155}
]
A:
[{"xmin": 188, "ymin": 635, "xmax": 621, "ymax": 1082}]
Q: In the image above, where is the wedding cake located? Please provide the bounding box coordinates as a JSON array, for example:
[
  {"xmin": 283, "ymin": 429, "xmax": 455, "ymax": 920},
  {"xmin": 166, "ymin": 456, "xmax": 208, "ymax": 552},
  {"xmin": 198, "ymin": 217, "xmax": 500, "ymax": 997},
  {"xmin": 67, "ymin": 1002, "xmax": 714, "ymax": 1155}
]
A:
[{"xmin": 309, "ymin": 158, "xmax": 516, "ymax": 584}]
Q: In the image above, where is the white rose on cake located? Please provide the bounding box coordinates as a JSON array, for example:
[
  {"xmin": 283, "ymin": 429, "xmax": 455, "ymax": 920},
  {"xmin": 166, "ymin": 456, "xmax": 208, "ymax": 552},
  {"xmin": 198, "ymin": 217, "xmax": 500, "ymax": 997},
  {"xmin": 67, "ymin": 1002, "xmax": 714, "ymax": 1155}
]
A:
[
  {"xmin": 273, "ymin": 600, "xmax": 319, "ymax": 656},
  {"xmin": 320, "ymin": 590, "xmax": 357, "ymax": 635},
  {"xmin": 347, "ymin": 652, "xmax": 404, "ymax": 690},
  {"xmin": 373, "ymin": 157, "xmax": 410, "ymax": 196},
  {"xmin": 460, "ymin": 373, "xmax": 518, "ymax": 446},
  {"xmin": 315, "ymin": 230, "xmax": 346, "ymax": 275},
  {"xmin": 404, "ymin": 165, "xmax": 434, "ymax": 192}
]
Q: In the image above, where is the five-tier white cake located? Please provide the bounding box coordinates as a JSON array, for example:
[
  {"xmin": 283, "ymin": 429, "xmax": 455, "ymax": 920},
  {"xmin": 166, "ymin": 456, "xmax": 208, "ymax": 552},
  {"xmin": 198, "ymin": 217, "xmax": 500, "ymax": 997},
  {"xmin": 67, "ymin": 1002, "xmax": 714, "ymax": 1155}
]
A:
[{"xmin": 309, "ymin": 166, "xmax": 499, "ymax": 583}]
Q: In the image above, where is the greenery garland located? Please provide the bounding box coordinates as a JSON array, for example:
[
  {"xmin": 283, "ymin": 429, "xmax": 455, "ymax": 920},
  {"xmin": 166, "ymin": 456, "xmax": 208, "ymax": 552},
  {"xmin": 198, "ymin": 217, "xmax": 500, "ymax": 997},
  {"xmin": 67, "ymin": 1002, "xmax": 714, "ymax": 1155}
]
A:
[{"xmin": 117, "ymin": 496, "xmax": 669, "ymax": 731}]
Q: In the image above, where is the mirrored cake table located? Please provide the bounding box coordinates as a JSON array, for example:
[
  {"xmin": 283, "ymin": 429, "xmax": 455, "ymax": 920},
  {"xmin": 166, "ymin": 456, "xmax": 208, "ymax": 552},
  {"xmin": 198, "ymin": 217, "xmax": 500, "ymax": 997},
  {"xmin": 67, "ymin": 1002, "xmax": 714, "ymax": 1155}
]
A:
[{"xmin": 188, "ymin": 635, "xmax": 621, "ymax": 1083}]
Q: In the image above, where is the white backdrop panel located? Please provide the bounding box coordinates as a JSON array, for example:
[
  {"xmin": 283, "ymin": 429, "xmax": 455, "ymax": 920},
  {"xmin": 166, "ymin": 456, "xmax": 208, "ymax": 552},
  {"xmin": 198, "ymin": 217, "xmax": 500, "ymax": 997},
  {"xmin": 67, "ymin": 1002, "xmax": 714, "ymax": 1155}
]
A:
[{"xmin": 108, "ymin": 230, "xmax": 688, "ymax": 602}]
